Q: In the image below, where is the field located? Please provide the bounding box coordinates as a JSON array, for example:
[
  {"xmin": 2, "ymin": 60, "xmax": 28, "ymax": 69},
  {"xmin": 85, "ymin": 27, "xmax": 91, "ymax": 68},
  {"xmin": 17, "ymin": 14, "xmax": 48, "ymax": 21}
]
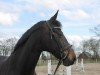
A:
[{"xmin": 36, "ymin": 63, "xmax": 100, "ymax": 75}]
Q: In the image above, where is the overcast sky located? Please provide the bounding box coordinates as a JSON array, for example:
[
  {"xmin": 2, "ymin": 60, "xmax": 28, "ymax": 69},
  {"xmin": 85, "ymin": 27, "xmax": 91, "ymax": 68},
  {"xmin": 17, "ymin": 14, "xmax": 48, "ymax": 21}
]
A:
[{"xmin": 0, "ymin": 0, "xmax": 100, "ymax": 44}]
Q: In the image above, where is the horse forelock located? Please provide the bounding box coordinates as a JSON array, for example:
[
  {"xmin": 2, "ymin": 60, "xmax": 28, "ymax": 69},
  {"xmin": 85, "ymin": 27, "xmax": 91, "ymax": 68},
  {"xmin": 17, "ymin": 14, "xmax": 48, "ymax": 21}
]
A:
[{"xmin": 53, "ymin": 20, "xmax": 62, "ymax": 28}]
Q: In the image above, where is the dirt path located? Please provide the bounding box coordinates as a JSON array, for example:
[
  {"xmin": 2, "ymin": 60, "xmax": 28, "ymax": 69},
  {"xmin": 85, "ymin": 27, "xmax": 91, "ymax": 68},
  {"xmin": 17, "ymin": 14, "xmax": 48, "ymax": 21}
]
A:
[{"xmin": 36, "ymin": 63, "xmax": 100, "ymax": 75}]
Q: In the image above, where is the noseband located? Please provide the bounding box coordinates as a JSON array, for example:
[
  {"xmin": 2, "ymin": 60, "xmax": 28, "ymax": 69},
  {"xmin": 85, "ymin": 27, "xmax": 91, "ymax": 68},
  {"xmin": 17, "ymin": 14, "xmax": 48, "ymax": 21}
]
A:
[{"xmin": 46, "ymin": 21, "xmax": 72, "ymax": 75}]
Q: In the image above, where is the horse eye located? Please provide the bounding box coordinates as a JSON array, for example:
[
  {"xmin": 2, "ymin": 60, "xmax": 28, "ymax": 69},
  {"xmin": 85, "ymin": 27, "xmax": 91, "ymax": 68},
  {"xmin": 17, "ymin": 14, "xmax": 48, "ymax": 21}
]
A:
[
  {"xmin": 59, "ymin": 34, "xmax": 63, "ymax": 38},
  {"xmin": 57, "ymin": 31, "xmax": 63, "ymax": 37},
  {"xmin": 52, "ymin": 28, "xmax": 63, "ymax": 38}
]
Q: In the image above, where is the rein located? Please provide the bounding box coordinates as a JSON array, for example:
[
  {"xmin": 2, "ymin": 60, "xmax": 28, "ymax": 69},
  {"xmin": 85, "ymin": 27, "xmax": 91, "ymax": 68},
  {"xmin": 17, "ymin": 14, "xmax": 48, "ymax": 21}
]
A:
[{"xmin": 46, "ymin": 21, "xmax": 72, "ymax": 75}]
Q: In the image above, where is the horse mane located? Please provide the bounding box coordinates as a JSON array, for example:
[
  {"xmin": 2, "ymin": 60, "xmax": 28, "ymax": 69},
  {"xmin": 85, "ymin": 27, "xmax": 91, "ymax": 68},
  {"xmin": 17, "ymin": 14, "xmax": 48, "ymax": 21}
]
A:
[
  {"xmin": 12, "ymin": 20, "xmax": 61, "ymax": 53},
  {"xmin": 13, "ymin": 21, "xmax": 45, "ymax": 52}
]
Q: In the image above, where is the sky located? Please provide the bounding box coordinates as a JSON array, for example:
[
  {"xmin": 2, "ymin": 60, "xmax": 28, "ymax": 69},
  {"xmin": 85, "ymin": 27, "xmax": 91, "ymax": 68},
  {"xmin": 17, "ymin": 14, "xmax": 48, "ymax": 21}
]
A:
[{"xmin": 0, "ymin": 0, "xmax": 100, "ymax": 44}]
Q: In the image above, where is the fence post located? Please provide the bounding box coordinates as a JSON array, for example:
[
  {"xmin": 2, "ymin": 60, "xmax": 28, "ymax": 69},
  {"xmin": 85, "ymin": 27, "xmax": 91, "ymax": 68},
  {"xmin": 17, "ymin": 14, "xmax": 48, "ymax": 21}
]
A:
[
  {"xmin": 47, "ymin": 52, "xmax": 52, "ymax": 75},
  {"xmin": 48, "ymin": 59, "xmax": 52, "ymax": 75},
  {"xmin": 80, "ymin": 58, "xmax": 85, "ymax": 72},
  {"xmin": 76, "ymin": 58, "xmax": 79, "ymax": 70},
  {"xmin": 66, "ymin": 66, "xmax": 71, "ymax": 75}
]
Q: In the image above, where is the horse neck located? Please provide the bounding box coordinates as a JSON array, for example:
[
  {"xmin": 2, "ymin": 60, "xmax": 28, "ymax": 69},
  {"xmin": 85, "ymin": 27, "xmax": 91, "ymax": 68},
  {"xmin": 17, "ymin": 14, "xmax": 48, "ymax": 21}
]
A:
[{"xmin": 7, "ymin": 37, "xmax": 42, "ymax": 75}]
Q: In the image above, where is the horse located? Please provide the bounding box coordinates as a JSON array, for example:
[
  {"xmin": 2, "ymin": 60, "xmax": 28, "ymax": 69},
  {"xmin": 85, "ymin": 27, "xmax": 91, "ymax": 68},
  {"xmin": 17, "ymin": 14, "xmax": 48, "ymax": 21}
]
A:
[{"xmin": 0, "ymin": 11, "xmax": 76, "ymax": 75}]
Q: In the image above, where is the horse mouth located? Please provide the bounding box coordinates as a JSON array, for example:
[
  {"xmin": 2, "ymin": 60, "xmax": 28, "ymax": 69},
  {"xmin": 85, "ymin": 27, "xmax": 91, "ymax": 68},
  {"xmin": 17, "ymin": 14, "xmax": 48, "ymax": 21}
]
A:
[{"xmin": 62, "ymin": 59, "xmax": 75, "ymax": 66}]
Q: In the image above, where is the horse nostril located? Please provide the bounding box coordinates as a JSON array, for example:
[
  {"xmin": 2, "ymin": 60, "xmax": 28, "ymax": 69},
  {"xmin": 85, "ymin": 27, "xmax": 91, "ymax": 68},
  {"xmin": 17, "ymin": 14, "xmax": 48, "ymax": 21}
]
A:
[
  {"xmin": 71, "ymin": 58, "xmax": 76, "ymax": 63},
  {"xmin": 73, "ymin": 58, "xmax": 76, "ymax": 62}
]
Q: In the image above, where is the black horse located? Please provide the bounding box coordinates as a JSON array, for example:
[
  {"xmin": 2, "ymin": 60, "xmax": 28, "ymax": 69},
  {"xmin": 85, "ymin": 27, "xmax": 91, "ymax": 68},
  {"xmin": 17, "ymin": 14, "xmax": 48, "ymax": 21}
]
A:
[{"xmin": 0, "ymin": 11, "xmax": 76, "ymax": 75}]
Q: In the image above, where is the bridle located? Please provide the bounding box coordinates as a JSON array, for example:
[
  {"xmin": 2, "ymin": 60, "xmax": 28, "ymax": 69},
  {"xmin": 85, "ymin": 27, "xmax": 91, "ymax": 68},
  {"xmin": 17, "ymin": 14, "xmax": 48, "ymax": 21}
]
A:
[{"xmin": 46, "ymin": 21, "xmax": 72, "ymax": 75}]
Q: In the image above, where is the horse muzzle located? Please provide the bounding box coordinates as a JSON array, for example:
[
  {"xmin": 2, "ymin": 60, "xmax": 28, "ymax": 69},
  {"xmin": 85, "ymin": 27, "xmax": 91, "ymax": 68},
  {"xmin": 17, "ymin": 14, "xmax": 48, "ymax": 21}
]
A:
[{"xmin": 63, "ymin": 57, "xmax": 76, "ymax": 66}]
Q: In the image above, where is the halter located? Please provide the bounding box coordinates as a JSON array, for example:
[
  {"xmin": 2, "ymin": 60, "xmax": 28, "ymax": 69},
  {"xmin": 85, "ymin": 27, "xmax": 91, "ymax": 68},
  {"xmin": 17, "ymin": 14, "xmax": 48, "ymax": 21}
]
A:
[{"xmin": 46, "ymin": 21, "xmax": 72, "ymax": 75}]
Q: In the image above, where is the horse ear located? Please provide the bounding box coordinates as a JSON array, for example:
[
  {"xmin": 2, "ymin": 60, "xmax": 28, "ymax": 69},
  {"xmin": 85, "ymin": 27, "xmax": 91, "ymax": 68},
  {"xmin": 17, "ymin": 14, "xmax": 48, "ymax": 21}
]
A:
[{"xmin": 49, "ymin": 10, "xmax": 59, "ymax": 22}]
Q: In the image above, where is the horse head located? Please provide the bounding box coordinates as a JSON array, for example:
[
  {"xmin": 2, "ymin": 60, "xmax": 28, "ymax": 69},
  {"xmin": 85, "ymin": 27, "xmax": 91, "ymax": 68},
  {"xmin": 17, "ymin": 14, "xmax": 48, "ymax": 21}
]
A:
[{"xmin": 41, "ymin": 11, "xmax": 76, "ymax": 66}]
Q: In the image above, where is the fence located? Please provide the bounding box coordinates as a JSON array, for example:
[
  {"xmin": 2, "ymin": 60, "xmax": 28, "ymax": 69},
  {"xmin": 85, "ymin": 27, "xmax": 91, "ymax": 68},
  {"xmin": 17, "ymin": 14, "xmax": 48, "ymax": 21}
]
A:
[
  {"xmin": 36, "ymin": 52, "xmax": 85, "ymax": 75},
  {"xmin": 47, "ymin": 59, "xmax": 72, "ymax": 75}
]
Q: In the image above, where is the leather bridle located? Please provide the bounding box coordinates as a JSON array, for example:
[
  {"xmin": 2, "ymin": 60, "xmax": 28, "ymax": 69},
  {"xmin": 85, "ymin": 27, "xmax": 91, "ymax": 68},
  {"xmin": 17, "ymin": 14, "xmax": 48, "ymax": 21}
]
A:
[{"xmin": 46, "ymin": 21, "xmax": 72, "ymax": 75}]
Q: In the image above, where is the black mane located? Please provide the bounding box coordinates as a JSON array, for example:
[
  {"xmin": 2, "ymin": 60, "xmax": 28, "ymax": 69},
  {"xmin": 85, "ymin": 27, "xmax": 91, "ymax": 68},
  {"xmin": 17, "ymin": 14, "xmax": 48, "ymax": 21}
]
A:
[{"xmin": 13, "ymin": 21, "xmax": 45, "ymax": 52}]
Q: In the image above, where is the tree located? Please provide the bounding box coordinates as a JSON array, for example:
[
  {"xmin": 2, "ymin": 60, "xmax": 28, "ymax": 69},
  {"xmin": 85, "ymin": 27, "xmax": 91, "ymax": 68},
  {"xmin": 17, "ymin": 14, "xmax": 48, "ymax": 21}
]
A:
[
  {"xmin": 81, "ymin": 40, "xmax": 89, "ymax": 52},
  {"xmin": 0, "ymin": 40, "xmax": 10, "ymax": 56},
  {"xmin": 82, "ymin": 38, "xmax": 99, "ymax": 62},
  {"xmin": 89, "ymin": 39, "xmax": 99, "ymax": 59},
  {"xmin": 0, "ymin": 37, "xmax": 18, "ymax": 56},
  {"xmin": 6, "ymin": 38, "xmax": 18, "ymax": 53},
  {"xmin": 90, "ymin": 24, "xmax": 100, "ymax": 58},
  {"xmin": 90, "ymin": 24, "xmax": 100, "ymax": 37}
]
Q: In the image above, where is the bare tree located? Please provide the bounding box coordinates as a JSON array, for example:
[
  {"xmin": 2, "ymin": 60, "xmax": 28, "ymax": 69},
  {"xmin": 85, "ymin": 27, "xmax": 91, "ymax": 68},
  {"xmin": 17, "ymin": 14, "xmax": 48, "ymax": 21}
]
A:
[
  {"xmin": 90, "ymin": 24, "xmax": 100, "ymax": 37},
  {"xmin": 81, "ymin": 40, "xmax": 89, "ymax": 52},
  {"xmin": 0, "ymin": 37, "xmax": 18, "ymax": 56},
  {"xmin": 90, "ymin": 24, "xmax": 100, "ymax": 58},
  {"xmin": 6, "ymin": 38, "xmax": 18, "ymax": 53},
  {"xmin": 82, "ymin": 38, "xmax": 99, "ymax": 62},
  {"xmin": 0, "ymin": 40, "xmax": 9, "ymax": 56}
]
